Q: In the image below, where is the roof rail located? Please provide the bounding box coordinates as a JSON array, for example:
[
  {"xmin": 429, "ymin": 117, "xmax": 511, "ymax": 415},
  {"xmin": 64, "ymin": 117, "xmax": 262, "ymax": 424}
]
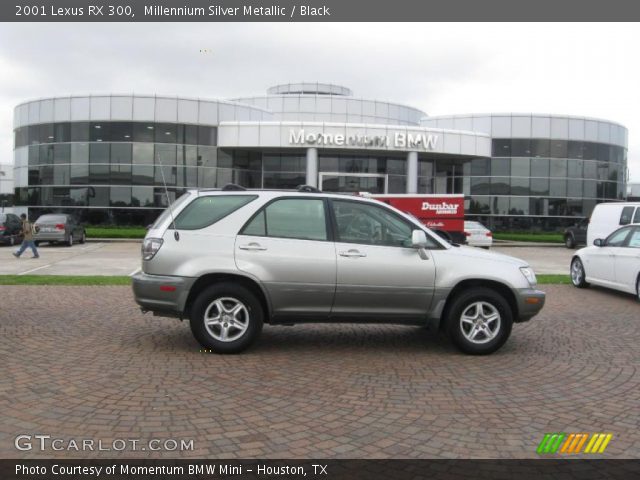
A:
[
  {"xmin": 296, "ymin": 185, "xmax": 321, "ymax": 193},
  {"xmin": 221, "ymin": 183, "xmax": 247, "ymax": 191}
]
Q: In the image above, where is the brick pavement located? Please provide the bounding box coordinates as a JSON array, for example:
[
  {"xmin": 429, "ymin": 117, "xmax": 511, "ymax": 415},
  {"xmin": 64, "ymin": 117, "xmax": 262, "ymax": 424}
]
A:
[{"xmin": 0, "ymin": 285, "xmax": 638, "ymax": 459}]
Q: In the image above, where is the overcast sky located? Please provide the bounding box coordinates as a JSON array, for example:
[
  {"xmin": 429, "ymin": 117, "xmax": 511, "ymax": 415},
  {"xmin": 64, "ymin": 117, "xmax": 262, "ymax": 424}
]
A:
[{"xmin": 0, "ymin": 22, "xmax": 638, "ymax": 182}]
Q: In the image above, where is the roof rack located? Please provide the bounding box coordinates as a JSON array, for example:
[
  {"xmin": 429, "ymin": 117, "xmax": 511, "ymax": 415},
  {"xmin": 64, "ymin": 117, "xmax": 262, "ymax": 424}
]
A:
[
  {"xmin": 296, "ymin": 185, "xmax": 321, "ymax": 193},
  {"xmin": 221, "ymin": 183, "xmax": 247, "ymax": 191}
]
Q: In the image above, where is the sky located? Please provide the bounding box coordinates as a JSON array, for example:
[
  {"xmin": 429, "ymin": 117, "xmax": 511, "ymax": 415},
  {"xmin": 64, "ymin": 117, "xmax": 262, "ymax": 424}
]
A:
[{"xmin": 0, "ymin": 22, "xmax": 638, "ymax": 183}]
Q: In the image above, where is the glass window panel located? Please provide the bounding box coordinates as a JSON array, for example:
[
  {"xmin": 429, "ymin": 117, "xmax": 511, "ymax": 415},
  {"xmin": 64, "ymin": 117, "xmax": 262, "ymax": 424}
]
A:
[
  {"xmin": 40, "ymin": 123, "xmax": 54, "ymax": 144},
  {"xmin": 510, "ymin": 177, "xmax": 530, "ymax": 196},
  {"xmin": 491, "ymin": 158, "xmax": 510, "ymax": 176},
  {"xmin": 567, "ymin": 179, "xmax": 583, "ymax": 197},
  {"xmin": 490, "ymin": 177, "xmax": 510, "ymax": 195},
  {"xmin": 566, "ymin": 199, "xmax": 583, "ymax": 216},
  {"xmin": 388, "ymin": 175, "xmax": 406, "ymax": 193},
  {"xmin": 28, "ymin": 145, "xmax": 40, "ymax": 166},
  {"xmin": 183, "ymin": 146, "xmax": 197, "ymax": 166},
  {"xmin": 132, "ymin": 143, "xmax": 154, "ymax": 165},
  {"xmin": 511, "ymin": 139, "xmax": 531, "ymax": 157},
  {"xmin": 155, "ymin": 123, "xmax": 177, "ymax": 143},
  {"xmin": 185, "ymin": 167, "xmax": 197, "ymax": 186},
  {"xmin": 156, "ymin": 144, "xmax": 177, "ymax": 166},
  {"xmin": 530, "ymin": 158, "xmax": 549, "ymax": 177},
  {"xmin": 40, "ymin": 166, "xmax": 54, "ymax": 185},
  {"xmin": 567, "ymin": 141, "xmax": 584, "ymax": 159},
  {"xmin": 197, "ymin": 146, "xmax": 217, "ymax": 168},
  {"xmin": 185, "ymin": 125, "xmax": 198, "ymax": 145},
  {"xmin": 110, "ymin": 164, "xmax": 132, "ymax": 185},
  {"xmin": 418, "ymin": 177, "xmax": 434, "ymax": 194},
  {"xmin": 243, "ymin": 210, "xmax": 266, "ymax": 236},
  {"xmin": 583, "ymin": 161, "xmax": 598, "ymax": 179},
  {"xmin": 88, "ymin": 186, "xmax": 109, "ymax": 207},
  {"xmin": 597, "ymin": 143, "xmax": 611, "ymax": 162},
  {"xmin": 263, "ymin": 172, "xmax": 305, "ymax": 189},
  {"xmin": 70, "ymin": 164, "xmax": 89, "ymax": 185},
  {"xmin": 550, "ymin": 158, "xmax": 567, "ymax": 177},
  {"xmin": 198, "ymin": 126, "xmax": 217, "ymax": 146},
  {"xmin": 509, "ymin": 197, "xmax": 529, "ymax": 215},
  {"xmin": 320, "ymin": 156, "xmax": 339, "ymax": 172},
  {"xmin": 53, "ymin": 144, "xmax": 70, "ymax": 164},
  {"xmin": 583, "ymin": 142, "xmax": 597, "ymax": 160},
  {"xmin": 530, "ymin": 178, "xmax": 549, "ymax": 196},
  {"xmin": 583, "ymin": 180, "xmax": 597, "ymax": 198},
  {"xmin": 53, "ymin": 123, "xmax": 70, "ymax": 143},
  {"xmin": 110, "ymin": 143, "xmax": 132, "ymax": 164},
  {"xmin": 132, "ymin": 166, "xmax": 154, "ymax": 185},
  {"xmin": 69, "ymin": 187, "xmax": 89, "ymax": 206},
  {"xmin": 89, "ymin": 164, "xmax": 109, "ymax": 184},
  {"xmin": 155, "ymin": 164, "xmax": 176, "ymax": 186},
  {"xmin": 175, "ymin": 195, "xmax": 256, "ymax": 230},
  {"xmin": 89, "ymin": 143, "xmax": 109, "ymax": 164},
  {"xmin": 470, "ymin": 177, "xmax": 490, "ymax": 195},
  {"xmin": 251, "ymin": 198, "xmax": 326, "ymax": 241},
  {"xmin": 131, "ymin": 187, "xmax": 154, "ymax": 207},
  {"xmin": 567, "ymin": 159, "xmax": 583, "ymax": 178},
  {"xmin": 263, "ymin": 154, "xmax": 281, "ymax": 171},
  {"xmin": 28, "ymin": 125, "xmax": 40, "ymax": 145},
  {"xmin": 468, "ymin": 196, "xmax": 491, "ymax": 214},
  {"xmin": 198, "ymin": 167, "xmax": 217, "ymax": 188},
  {"xmin": 110, "ymin": 187, "xmax": 132, "ymax": 207},
  {"xmin": 71, "ymin": 143, "xmax": 89, "ymax": 164},
  {"xmin": 233, "ymin": 170, "xmax": 261, "ymax": 189},
  {"xmin": 491, "ymin": 196, "xmax": 509, "ymax": 215},
  {"xmin": 281, "ymin": 154, "xmax": 304, "ymax": 172},
  {"xmin": 550, "ymin": 140, "xmax": 568, "ymax": 158},
  {"xmin": 511, "ymin": 157, "xmax": 530, "ymax": 177},
  {"xmin": 28, "ymin": 167, "xmax": 41, "ymax": 185},
  {"xmin": 530, "ymin": 139, "xmax": 550, "ymax": 157},
  {"xmin": 470, "ymin": 158, "xmax": 490, "ymax": 176},
  {"xmin": 491, "ymin": 139, "xmax": 511, "ymax": 156},
  {"xmin": 548, "ymin": 198, "xmax": 568, "ymax": 216},
  {"xmin": 90, "ymin": 122, "xmax": 110, "ymax": 142},
  {"xmin": 110, "ymin": 122, "xmax": 133, "ymax": 142},
  {"xmin": 40, "ymin": 145, "xmax": 54, "ymax": 165},
  {"xmin": 549, "ymin": 179, "xmax": 567, "ymax": 197},
  {"xmin": 70, "ymin": 122, "xmax": 90, "ymax": 142},
  {"xmin": 133, "ymin": 122, "xmax": 155, "ymax": 142},
  {"xmin": 53, "ymin": 164, "xmax": 70, "ymax": 184}
]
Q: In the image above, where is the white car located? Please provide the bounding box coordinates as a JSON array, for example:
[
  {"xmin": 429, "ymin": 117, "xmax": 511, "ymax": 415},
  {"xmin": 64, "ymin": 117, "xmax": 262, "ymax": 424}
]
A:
[
  {"xmin": 570, "ymin": 225, "xmax": 640, "ymax": 301},
  {"xmin": 464, "ymin": 221, "xmax": 493, "ymax": 248}
]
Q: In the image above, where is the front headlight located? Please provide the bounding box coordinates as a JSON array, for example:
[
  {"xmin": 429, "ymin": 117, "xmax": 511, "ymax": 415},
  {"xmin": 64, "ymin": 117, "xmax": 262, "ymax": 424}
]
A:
[
  {"xmin": 142, "ymin": 238, "xmax": 163, "ymax": 261},
  {"xmin": 520, "ymin": 266, "xmax": 537, "ymax": 287}
]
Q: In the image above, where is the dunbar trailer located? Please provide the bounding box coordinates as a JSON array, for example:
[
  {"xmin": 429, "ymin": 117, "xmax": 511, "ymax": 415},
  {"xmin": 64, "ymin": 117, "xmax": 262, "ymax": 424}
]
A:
[{"xmin": 365, "ymin": 194, "xmax": 466, "ymax": 244}]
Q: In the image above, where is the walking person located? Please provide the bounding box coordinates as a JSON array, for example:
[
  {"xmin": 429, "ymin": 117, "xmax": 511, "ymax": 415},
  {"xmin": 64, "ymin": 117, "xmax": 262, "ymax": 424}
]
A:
[{"xmin": 13, "ymin": 213, "xmax": 39, "ymax": 259}]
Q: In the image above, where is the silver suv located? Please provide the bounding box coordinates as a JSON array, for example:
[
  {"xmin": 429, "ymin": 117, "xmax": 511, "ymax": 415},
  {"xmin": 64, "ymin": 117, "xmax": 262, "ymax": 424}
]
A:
[{"xmin": 132, "ymin": 186, "xmax": 545, "ymax": 355}]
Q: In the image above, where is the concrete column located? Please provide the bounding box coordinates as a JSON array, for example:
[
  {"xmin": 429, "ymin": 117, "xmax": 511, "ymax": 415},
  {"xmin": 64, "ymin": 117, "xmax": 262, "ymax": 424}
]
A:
[
  {"xmin": 305, "ymin": 147, "xmax": 318, "ymax": 188},
  {"xmin": 406, "ymin": 151, "xmax": 418, "ymax": 194}
]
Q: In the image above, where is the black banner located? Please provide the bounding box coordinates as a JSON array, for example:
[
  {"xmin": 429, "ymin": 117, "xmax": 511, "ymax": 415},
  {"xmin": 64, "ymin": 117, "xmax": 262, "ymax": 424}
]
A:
[
  {"xmin": 3, "ymin": 0, "xmax": 640, "ymax": 22},
  {"xmin": 2, "ymin": 460, "xmax": 640, "ymax": 480}
]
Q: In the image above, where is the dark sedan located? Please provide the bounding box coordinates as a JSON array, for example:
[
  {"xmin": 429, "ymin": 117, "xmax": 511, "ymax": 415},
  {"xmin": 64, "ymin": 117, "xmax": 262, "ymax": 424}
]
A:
[{"xmin": 0, "ymin": 213, "xmax": 23, "ymax": 246}]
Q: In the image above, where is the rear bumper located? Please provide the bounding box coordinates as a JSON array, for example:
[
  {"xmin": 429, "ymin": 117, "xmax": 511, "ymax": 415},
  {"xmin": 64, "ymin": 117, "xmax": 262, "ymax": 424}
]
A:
[
  {"xmin": 514, "ymin": 288, "xmax": 546, "ymax": 322},
  {"xmin": 34, "ymin": 232, "xmax": 66, "ymax": 242},
  {"xmin": 131, "ymin": 271, "xmax": 196, "ymax": 317}
]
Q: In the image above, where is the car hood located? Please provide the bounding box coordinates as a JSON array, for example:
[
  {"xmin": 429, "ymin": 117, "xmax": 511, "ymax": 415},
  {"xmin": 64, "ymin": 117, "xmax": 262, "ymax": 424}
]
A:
[{"xmin": 448, "ymin": 245, "xmax": 530, "ymax": 267}]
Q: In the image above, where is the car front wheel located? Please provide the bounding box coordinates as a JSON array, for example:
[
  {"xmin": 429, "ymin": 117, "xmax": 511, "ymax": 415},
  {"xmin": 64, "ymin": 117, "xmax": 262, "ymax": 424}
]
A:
[
  {"xmin": 564, "ymin": 234, "xmax": 575, "ymax": 249},
  {"xmin": 446, "ymin": 288, "xmax": 513, "ymax": 355},
  {"xmin": 190, "ymin": 283, "xmax": 263, "ymax": 353},
  {"xmin": 636, "ymin": 276, "xmax": 640, "ymax": 302},
  {"xmin": 570, "ymin": 257, "xmax": 589, "ymax": 288}
]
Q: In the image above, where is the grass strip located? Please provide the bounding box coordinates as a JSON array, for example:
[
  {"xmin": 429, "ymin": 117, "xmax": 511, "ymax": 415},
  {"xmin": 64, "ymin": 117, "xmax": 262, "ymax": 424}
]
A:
[
  {"xmin": 0, "ymin": 275, "xmax": 131, "ymax": 285},
  {"xmin": 493, "ymin": 233, "xmax": 564, "ymax": 243},
  {"xmin": 86, "ymin": 227, "xmax": 146, "ymax": 239},
  {"xmin": 537, "ymin": 274, "xmax": 571, "ymax": 285}
]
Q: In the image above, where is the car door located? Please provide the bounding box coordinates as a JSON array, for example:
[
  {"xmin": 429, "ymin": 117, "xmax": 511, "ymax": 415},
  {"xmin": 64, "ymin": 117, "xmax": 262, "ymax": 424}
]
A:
[
  {"xmin": 613, "ymin": 227, "xmax": 640, "ymax": 294},
  {"xmin": 330, "ymin": 198, "xmax": 436, "ymax": 320},
  {"xmin": 235, "ymin": 197, "xmax": 336, "ymax": 321},
  {"xmin": 585, "ymin": 227, "xmax": 633, "ymax": 285}
]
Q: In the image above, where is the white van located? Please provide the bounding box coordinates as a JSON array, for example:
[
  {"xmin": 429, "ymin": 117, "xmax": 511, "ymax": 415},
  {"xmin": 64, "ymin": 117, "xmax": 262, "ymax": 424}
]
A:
[{"xmin": 587, "ymin": 202, "xmax": 640, "ymax": 246}]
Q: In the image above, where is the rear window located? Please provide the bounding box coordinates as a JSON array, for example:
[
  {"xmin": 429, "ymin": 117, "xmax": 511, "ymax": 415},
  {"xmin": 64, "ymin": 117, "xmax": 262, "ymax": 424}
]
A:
[
  {"xmin": 633, "ymin": 208, "xmax": 640, "ymax": 224},
  {"xmin": 620, "ymin": 206, "xmax": 635, "ymax": 225},
  {"xmin": 173, "ymin": 195, "xmax": 257, "ymax": 230},
  {"xmin": 36, "ymin": 215, "xmax": 67, "ymax": 223}
]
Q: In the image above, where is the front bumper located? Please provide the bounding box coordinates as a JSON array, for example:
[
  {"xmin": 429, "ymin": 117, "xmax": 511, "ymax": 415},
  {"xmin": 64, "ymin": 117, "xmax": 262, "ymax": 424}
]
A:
[
  {"xmin": 514, "ymin": 288, "xmax": 546, "ymax": 322},
  {"xmin": 131, "ymin": 271, "xmax": 196, "ymax": 317}
]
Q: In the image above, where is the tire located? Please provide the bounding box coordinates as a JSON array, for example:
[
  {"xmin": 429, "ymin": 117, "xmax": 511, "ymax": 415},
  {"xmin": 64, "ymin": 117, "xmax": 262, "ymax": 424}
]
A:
[
  {"xmin": 67, "ymin": 234, "xmax": 73, "ymax": 247},
  {"xmin": 190, "ymin": 283, "xmax": 264, "ymax": 354},
  {"xmin": 636, "ymin": 276, "xmax": 640, "ymax": 303},
  {"xmin": 564, "ymin": 234, "xmax": 575, "ymax": 249},
  {"xmin": 570, "ymin": 257, "xmax": 589, "ymax": 288},
  {"xmin": 445, "ymin": 287, "xmax": 513, "ymax": 355},
  {"xmin": 9, "ymin": 236, "xmax": 15, "ymax": 246},
  {"xmin": 79, "ymin": 230, "xmax": 86, "ymax": 244}
]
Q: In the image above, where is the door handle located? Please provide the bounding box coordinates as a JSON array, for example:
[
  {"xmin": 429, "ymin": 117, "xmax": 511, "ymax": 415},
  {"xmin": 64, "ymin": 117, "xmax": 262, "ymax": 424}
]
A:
[
  {"xmin": 339, "ymin": 249, "xmax": 366, "ymax": 258},
  {"xmin": 238, "ymin": 243, "xmax": 267, "ymax": 251}
]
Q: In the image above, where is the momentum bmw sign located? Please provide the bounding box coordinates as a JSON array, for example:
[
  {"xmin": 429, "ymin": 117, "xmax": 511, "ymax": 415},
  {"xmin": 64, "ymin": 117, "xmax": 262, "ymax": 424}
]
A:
[{"xmin": 289, "ymin": 129, "xmax": 439, "ymax": 150}]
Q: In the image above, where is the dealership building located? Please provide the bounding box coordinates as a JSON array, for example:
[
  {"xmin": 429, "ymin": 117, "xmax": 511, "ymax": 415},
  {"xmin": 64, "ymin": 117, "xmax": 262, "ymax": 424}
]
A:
[{"xmin": 12, "ymin": 82, "xmax": 628, "ymax": 229}]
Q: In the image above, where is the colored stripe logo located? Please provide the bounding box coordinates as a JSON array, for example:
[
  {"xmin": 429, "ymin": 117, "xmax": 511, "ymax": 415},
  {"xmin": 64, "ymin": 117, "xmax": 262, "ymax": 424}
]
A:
[{"xmin": 537, "ymin": 433, "xmax": 612, "ymax": 454}]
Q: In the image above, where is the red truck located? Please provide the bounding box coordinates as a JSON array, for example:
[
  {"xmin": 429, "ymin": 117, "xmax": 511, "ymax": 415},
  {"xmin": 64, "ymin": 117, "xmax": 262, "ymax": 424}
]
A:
[{"xmin": 365, "ymin": 194, "xmax": 466, "ymax": 244}]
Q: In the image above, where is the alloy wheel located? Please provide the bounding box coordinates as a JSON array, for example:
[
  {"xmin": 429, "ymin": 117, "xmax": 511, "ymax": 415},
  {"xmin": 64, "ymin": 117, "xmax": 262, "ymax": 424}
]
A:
[
  {"xmin": 204, "ymin": 297, "xmax": 250, "ymax": 342},
  {"xmin": 571, "ymin": 259, "xmax": 584, "ymax": 286}
]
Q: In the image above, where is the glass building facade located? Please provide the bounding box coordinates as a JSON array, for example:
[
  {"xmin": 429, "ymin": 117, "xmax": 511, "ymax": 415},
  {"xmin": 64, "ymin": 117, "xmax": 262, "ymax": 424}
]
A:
[{"xmin": 13, "ymin": 90, "xmax": 628, "ymax": 230}]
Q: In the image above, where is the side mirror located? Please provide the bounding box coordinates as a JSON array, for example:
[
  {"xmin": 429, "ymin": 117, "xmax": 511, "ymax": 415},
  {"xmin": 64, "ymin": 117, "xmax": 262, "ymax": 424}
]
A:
[
  {"xmin": 411, "ymin": 229, "xmax": 428, "ymax": 248},
  {"xmin": 594, "ymin": 238, "xmax": 604, "ymax": 247}
]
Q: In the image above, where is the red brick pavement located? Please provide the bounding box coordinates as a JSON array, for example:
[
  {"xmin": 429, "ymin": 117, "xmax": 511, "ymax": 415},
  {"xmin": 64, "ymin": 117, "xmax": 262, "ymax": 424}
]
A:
[{"xmin": 0, "ymin": 285, "xmax": 638, "ymax": 459}]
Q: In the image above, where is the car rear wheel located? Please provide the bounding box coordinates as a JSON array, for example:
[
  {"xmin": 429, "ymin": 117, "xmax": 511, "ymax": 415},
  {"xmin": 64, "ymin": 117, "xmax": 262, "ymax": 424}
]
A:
[
  {"xmin": 636, "ymin": 276, "xmax": 640, "ymax": 302},
  {"xmin": 564, "ymin": 234, "xmax": 575, "ymax": 249},
  {"xmin": 9, "ymin": 236, "xmax": 15, "ymax": 246},
  {"xmin": 79, "ymin": 230, "xmax": 86, "ymax": 244},
  {"xmin": 190, "ymin": 283, "xmax": 263, "ymax": 354},
  {"xmin": 446, "ymin": 288, "xmax": 513, "ymax": 355},
  {"xmin": 67, "ymin": 234, "xmax": 73, "ymax": 247},
  {"xmin": 570, "ymin": 257, "xmax": 589, "ymax": 288}
]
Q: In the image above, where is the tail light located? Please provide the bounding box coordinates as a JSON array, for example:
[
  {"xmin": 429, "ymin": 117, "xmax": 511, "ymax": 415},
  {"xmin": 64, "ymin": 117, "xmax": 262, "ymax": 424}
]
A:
[
  {"xmin": 55, "ymin": 224, "xmax": 65, "ymax": 230},
  {"xmin": 0, "ymin": 226, "xmax": 5, "ymax": 231},
  {"xmin": 142, "ymin": 238, "xmax": 164, "ymax": 261},
  {"xmin": 486, "ymin": 232, "xmax": 493, "ymax": 237}
]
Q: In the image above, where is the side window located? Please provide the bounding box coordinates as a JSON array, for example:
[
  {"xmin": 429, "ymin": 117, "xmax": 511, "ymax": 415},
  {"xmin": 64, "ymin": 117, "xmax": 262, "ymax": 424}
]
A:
[
  {"xmin": 241, "ymin": 198, "xmax": 327, "ymax": 241},
  {"xmin": 606, "ymin": 227, "xmax": 632, "ymax": 247},
  {"xmin": 332, "ymin": 200, "xmax": 420, "ymax": 248},
  {"xmin": 173, "ymin": 195, "xmax": 256, "ymax": 230},
  {"xmin": 619, "ymin": 206, "xmax": 635, "ymax": 225},
  {"xmin": 633, "ymin": 207, "xmax": 640, "ymax": 224},
  {"xmin": 627, "ymin": 228, "xmax": 640, "ymax": 248}
]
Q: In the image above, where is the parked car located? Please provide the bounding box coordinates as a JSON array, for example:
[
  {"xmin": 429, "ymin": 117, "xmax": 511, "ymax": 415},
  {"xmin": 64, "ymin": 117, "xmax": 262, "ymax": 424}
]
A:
[
  {"xmin": 132, "ymin": 186, "xmax": 545, "ymax": 355},
  {"xmin": 570, "ymin": 225, "xmax": 640, "ymax": 301},
  {"xmin": 587, "ymin": 202, "xmax": 640, "ymax": 247},
  {"xmin": 0, "ymin": 213, "xmax": 22, "ymax": 246},
  {"xmin": 563, "ymin": 218, "xmax": 589, "ymax": 249},
  {"xmin": 464, "ymin": 221, "xmax": 493, "ymax": 248},
  {"xmin": 33, "ymin": 214, "xmax": 86, "ymax": 246}
]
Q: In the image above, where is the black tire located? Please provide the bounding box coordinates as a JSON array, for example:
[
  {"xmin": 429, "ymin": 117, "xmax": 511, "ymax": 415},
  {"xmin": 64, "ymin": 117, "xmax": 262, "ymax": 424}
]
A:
[
  {"xmin": 9, "ymin": 236, "xmax": 15, "ymax": 246},
  {"xmin": 79, "ymin": 230, "xmax": 86, "ymax": 244},
  {"xmin": 636, "ymin": 276, "xmax": 640, "ymax": 303},
  {"xmin": 564, "ymin": 234, "xmax": 575, "ymax": 249},
  {"xmin": 67, "ymin": 234, "xmax": 73, "ymax": 247},
  {"xmin": 570, "ymin": 257, "xmax": 589, "ymax": 288},
  {"xmin": 445, "ymin": 287, "xmax": 513, "ymax": 355},
  {"xmin": 190, "ymin": 283, "xmax": 263, "ymax": 353}
]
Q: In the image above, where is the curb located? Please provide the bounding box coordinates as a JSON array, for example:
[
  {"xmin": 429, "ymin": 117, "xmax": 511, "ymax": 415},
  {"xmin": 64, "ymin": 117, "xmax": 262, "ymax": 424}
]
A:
[{"xmin": 87, "ymin": 238, "xmax": 142, "ymax": 243}]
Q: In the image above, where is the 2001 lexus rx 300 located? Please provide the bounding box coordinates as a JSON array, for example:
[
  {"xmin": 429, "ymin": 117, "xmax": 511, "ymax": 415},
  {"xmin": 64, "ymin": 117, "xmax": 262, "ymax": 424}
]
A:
[{"xmin": 132, "ymin": 186, "xmax": 545, "ymax": 355}]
